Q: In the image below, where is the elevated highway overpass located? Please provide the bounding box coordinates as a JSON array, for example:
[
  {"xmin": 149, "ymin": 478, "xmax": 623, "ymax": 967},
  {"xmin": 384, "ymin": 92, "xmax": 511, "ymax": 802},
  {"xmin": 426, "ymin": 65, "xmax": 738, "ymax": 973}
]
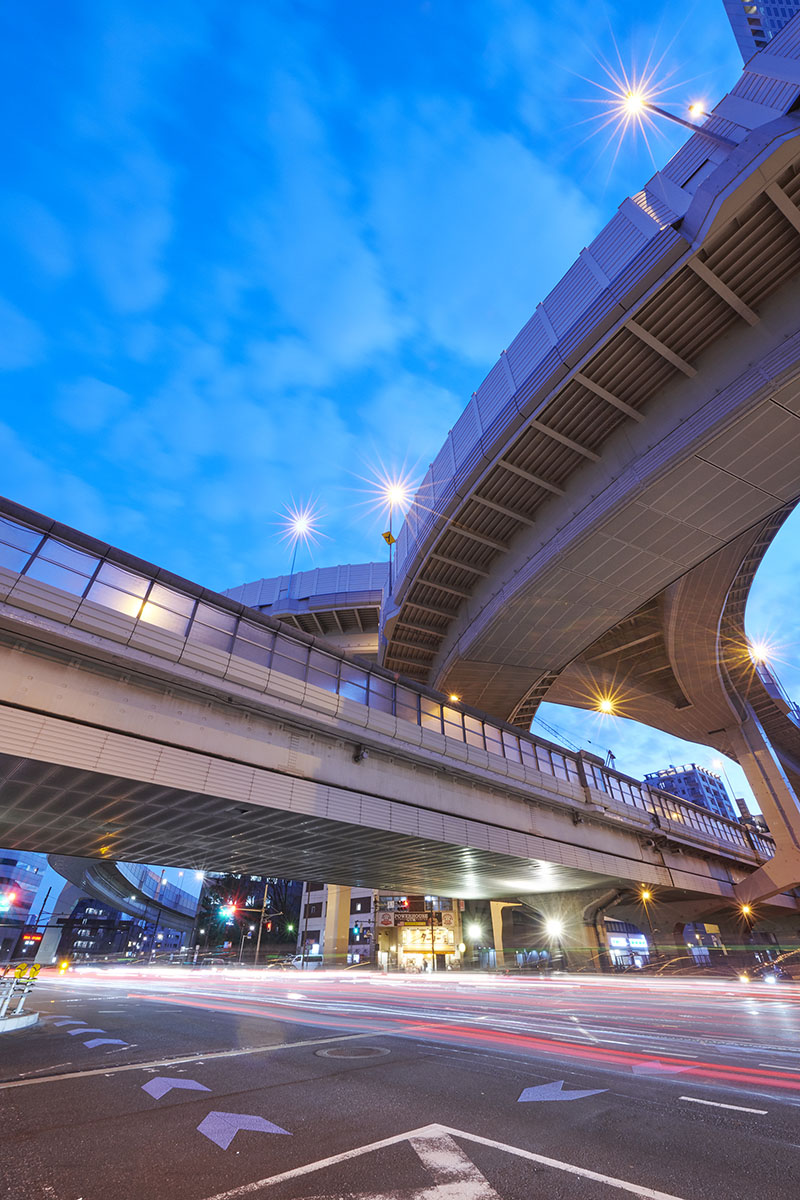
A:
[
  {"xmin": 372, "ymin": 18, "xmax": 800, "ymax": 901},
  {"xmin": 0, "ymin": 497, "xmax": 785, "ymax": 932}
]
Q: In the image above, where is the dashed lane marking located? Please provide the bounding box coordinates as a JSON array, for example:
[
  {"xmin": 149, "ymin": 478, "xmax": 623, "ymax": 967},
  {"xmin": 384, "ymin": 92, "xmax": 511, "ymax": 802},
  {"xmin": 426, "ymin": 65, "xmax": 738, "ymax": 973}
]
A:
[
  {"xmin": 679, "ymin": 1097, "xmax": 767, "ymax": 1114},
  {"xmin": 0, "ymin": 1032, "xmax": 378, "ymax": 1091}
]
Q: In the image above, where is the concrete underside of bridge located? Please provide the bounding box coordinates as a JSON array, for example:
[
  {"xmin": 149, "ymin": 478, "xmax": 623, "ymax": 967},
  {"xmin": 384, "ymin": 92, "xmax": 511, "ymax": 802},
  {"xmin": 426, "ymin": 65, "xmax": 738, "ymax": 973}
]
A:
[{"xmin": 0, "ymin": 611, "xmax": 782, "ymax": 910}]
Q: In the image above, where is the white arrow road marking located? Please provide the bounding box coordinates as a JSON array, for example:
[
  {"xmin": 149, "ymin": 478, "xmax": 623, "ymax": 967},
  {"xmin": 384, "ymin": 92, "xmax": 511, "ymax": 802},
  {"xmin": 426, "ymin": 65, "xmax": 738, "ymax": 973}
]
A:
[
  {"xmin": 197, "ymin": 1111, "xmax": 291, "ymax": 1150},
  {"xmin": 142, "ymin": 1076, "xmax": 211, "ymax": 1100},
  {"xmin": 518, "ymin": 1080, "xmax": 608, "ymax": 1102},
  {"xmin": 52, "ymin": 1020, "xmax": 87, "ymax": 1027},
  {"xmin": 631, "ymin": 1061, "xmax": 692, "ymax": 1075},
  {"xmin": 83, "ymin": 1038, "xmax": 128, "ymax": 1049},
  {"xmin": 67, "ymin": 1027, "xmax": 105, "ymax": 1036}
]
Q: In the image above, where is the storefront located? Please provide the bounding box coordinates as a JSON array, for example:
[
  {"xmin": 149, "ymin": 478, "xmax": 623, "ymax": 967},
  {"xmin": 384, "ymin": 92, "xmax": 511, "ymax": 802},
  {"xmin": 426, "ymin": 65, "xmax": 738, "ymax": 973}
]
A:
[
  {"xmin": 607, "ymin": 932, "xmax": 650, "ymax": 968},
  {"xmin": 376, "ymin": 904, "xmax": 462, "ymax": 971}
]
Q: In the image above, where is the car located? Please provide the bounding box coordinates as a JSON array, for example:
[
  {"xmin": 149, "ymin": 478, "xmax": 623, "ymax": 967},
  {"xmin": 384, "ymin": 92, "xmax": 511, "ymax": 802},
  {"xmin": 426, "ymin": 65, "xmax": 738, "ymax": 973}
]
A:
[{"xmin": 738, "ymin": 963, "xmax": 792, "ymax": 984}]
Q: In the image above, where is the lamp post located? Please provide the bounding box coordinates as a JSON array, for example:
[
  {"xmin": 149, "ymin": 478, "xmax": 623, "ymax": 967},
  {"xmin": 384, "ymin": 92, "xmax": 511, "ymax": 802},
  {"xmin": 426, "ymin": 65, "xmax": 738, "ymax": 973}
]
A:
[
  {"xmin": 424, "ymin": 895, "xmax": 437, "ymax": 973},
  {"xmin": 545, "ymin": 917, "xmax": 566, "ymax": 972},
  {"xmin": 640, "ymin": 890, "xmax": 660, "ymax": 965},
  {"xmin": 622, "ymin": 91, "xmax": 735, "ymax": 150}
]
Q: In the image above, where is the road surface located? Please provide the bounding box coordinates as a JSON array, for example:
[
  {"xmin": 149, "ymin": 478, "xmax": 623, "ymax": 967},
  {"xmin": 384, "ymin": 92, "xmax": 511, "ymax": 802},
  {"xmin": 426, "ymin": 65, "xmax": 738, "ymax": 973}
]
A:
[{"xmin": 2, "ymin": 968, "xmax": 799, "ymax": 1199}]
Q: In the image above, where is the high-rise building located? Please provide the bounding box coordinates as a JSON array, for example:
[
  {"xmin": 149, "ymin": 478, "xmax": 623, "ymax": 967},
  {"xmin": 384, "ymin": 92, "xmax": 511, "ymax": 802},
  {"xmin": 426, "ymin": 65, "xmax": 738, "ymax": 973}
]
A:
[
  {"xmin": 724, "ymin": 1, "xmax": 800, "ymax": 61},
  {"xmin": 643, "ymin": 764, "xmax": 739, "ymax": 822},
  {"xmin": 0, "ymin": 851, "xmax": 47, "ymax": 961}
]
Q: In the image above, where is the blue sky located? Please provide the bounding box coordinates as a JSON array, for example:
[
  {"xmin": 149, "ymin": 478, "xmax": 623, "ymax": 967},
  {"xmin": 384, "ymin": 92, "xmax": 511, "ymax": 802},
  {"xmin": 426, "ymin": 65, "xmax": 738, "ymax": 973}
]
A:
[{"xmin": 1, "ymin": 0, "xmax": 796, "ymax": 812}]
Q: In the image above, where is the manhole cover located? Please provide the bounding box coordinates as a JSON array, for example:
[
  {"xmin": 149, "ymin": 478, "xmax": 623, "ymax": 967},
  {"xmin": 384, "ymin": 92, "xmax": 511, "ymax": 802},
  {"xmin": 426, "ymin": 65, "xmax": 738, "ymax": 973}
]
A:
[{"xmin": 315, "ymin": 1045, "xmax": 391, "ymax": 1060}]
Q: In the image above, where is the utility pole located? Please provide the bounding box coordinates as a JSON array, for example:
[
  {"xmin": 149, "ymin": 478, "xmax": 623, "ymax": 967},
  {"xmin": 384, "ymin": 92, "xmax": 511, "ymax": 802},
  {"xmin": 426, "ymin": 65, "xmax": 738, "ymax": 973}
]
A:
[{"xmin": 254, "ymin": 878, "xmax": 268, "ymax": 967}]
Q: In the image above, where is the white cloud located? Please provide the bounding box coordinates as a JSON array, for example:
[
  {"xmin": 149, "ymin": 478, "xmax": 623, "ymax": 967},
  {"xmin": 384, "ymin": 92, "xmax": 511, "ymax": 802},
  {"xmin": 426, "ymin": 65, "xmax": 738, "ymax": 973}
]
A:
[
  {"xmin": 0, "ymin": 423, "xmax": 109, "ymax": 535},
  {"xmin": 0, "ymin": 298, "xmax": 45, "ymax": 370},
  {"xmin": 1, "ymin": 197, "xmax": 72, "ymax": 279},
  {"xmin": 365, "ymin": 97, "xmax": 601, "ymax": 364},
  {"xmin": 56, "ymin": 376, "xmax": 131, "ymax": 433},
  {"xmin": 359, "ymin": 374, "xmax": 465, "ymax": 470},
  {"xmin": 85, "ymin": 148, "xmax": 172, "ymax": 314}
]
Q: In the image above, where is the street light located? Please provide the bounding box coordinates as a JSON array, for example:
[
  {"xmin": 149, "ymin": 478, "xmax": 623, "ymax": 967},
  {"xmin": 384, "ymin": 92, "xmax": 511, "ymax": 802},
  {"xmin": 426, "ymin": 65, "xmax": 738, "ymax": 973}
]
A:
[
  {"xmin": 620, "ymin": 88, "xmax": 735, "ymax": 149},
  {"xmin": 639, "ymin": 889, "xmax": 660, "ymax": 964},
  {"xmin": 279, "ymin": 500, "xmax": 324, "ymax": 601},
  {"xmin": 544, "ymin": 917, "xmax": 566, "ymax": 971},
  {"xmin": 424, "ymin": 895, "xmax": 437, "ymax": 973},
  {"xmin": 381, "ymin": 475, "xmax": 413, "ymax": 596}
]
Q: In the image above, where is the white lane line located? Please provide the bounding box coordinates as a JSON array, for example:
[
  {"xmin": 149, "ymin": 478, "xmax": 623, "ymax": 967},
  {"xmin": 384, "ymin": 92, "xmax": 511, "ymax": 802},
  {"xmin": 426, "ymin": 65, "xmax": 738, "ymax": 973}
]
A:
[
  {"xmin": 679, "ymin": 1097, "xmax": 767, "ymax": 1114},
  {"xmin": 411, "ymin": 1131, "xmax": 502, "ymax": 1199},
  {"xmin": 757, "ymin": 1063, "xmax": 800, "ymax": 1072},
  {"xmin": 199, "ymin": 1121, "xmax": 690, "ymax": 1200},
  {"xmin": 0, "ymin": 1031, "xmax": 377, "ymax": 1091}
]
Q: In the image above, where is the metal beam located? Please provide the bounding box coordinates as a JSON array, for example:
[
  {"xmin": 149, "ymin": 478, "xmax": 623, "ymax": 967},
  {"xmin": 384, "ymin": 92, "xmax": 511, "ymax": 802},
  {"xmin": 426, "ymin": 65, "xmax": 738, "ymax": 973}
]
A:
[
  {"xmin": 688, "ymin": 258, "xmax": 759, "ymax": 327},
  {"xmin": 528, "ymin": 419, "xmax": 600, "ymax": 461},
  {"xmin": 384, "ymin": 653, "xmax": 428, "ymax": 673},
  {"xmin": 430, "ymin": 552, "xmax": 489, "ymax": 577},
  {"xmin": 418, "ymin": 577, "xmax": 472, "ymax": 599},
  {"xmin": 766, "ymin": 180, "xmax": 800, "ymax": 236},
  {"xmin": 573, "ymin": 371, "xmax": 644, "ymax": 422},
  {"xmin": 498, "ymin": 459, "xmax": 564, "ymax": 495},
  {"xmin": 330, "ymin": 609, "xmax": 344, "ymax": 634},
  {"xmin": 450, "ymin": 524, "xmax": 509, "ymax": 553},
  {"xmin": 388, "ymin": 638, "xmax": 437, "ymax": 656},
  {"xmin": 396, "ymin": 619, "xmax": 447, "ymax": 638},
  {"xmin": 473, "ymin": 494, "xmax": 535, "ymax": 526},
  {"xmin": 352, "ymin": 608, "xmax": 363, "ymax": 633},
  {"xmin": 404, "ymin": 600, "xmax": 459, "ymax": 620},
  {"xmin": 627, "ymin": 319, "xmax": 697, "ymax": 378},
  {"xmin": 585, "ymin": 632, "xmax": 662, "ymax": 662}
]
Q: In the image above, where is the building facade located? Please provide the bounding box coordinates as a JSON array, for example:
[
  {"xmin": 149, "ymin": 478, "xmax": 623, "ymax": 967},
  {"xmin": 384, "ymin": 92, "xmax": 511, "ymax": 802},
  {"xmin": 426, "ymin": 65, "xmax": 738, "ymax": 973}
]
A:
[
  {"xmin": 297, "ymin": 884, "xmax": 465, "ymax": 971},
  {"xmin": 644, "ymin": 764, "xmax": 738, "ymax": 822},
  {"xmin": 0, "ymin": 850, "xmax": 47, "ymax": 962},
  {"xmin": 724, "ymin": 0, "xmax": 800, "ymax": 60}
]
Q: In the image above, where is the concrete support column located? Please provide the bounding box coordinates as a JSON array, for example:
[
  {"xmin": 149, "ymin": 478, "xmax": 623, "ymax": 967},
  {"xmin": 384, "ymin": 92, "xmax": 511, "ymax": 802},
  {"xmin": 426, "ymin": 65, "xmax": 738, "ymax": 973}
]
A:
[
  {"xmin": 518, "ymin": 888, "xmax": 620, "ymax": 973},
  {"xmin": 322, "ymin": 885, "xmax": 351, "ymax": 969},
  {"xmin": 35, "ymin": 882, "xmax": 84, "ymax": 965},
  {"xmin": 489, "ymin": 901, "xmax": 520, "ymax": 969},
  {"xmin": 726, "ymin": 709, "xmax": 800, "ymax": 903}
]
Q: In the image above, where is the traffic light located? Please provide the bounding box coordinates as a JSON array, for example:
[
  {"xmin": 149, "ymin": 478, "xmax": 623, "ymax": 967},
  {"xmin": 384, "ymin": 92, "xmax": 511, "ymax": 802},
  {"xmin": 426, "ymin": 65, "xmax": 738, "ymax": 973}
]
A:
[
  {"xmin": 0, "ymin": 890, "xmax": 17, "ymax": 912},
  {"xmin": 218, "ymin": 902, "xmax": 237, "ymax": 921}
]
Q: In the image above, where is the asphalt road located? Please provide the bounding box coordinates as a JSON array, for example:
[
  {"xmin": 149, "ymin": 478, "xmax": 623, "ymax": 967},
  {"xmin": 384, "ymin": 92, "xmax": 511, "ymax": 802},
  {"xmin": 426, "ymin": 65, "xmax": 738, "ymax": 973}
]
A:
[{"xmin": 2, "ymin": 968, "xmax": 799, "ymax": 1200}]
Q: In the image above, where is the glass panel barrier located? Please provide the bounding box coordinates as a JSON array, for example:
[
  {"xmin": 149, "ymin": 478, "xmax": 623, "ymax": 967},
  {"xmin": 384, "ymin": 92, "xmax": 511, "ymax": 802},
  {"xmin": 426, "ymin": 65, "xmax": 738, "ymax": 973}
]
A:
[
  {"xmin": 420, "ymin": 696, "xmax": 443, "ymax": 733},
  {"xmin": 0, "ymin": 516, "xmax": 42, "ymax": 554},
  {"xmin": 369, "ymin": 673, "xmax": 395, "ymax": 715},
  {"xmin": 307, "ymin": 648, "xmax": 340, "ymax": 695},
  {"xmin": 340, "ymin": 661, "xmax": 368, "ymax": 704},
  {"xmin": 464, "ymin": 714, "xmax": 485, "ymax": 750}
]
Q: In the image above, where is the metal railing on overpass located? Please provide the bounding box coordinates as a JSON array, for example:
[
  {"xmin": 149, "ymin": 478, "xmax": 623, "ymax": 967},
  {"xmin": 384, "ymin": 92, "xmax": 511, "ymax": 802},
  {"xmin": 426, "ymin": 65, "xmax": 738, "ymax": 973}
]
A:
[
  {"xmin": 117, "ymin": 863, "xmax": 199, "ymax": 918},
  {"xmin": 0, "ymin": 503, "xmax": 775, "ymax": 866}
]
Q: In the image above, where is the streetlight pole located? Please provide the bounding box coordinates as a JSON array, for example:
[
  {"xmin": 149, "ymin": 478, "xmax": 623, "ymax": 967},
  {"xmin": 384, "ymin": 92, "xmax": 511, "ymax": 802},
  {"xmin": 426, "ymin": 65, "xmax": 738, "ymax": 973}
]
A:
[
  {"xmin": 425, "ymin": 896, "xmax": 436, "ymax": 973},
  {"xmin": 640, "ymin": 890, "xmax": 660, "ymax": 965},
  {"xmin": 254, "ymin": 879, "xmax": 268, "ymax": 967}
]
